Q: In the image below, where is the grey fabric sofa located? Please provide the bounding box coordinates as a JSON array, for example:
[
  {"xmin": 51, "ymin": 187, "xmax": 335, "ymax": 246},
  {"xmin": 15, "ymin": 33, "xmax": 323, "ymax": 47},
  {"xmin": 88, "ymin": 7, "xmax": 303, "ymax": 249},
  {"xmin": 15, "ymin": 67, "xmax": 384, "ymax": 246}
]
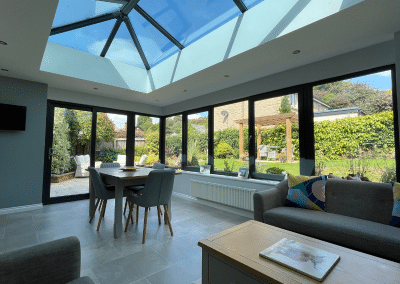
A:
[
  {"xmin": 0, "ymin": 236, "xmax": 94, "ymax": 284},
  {"xmin": 254, "ymin": 179, "xmax": 400, "ymax": 262}
]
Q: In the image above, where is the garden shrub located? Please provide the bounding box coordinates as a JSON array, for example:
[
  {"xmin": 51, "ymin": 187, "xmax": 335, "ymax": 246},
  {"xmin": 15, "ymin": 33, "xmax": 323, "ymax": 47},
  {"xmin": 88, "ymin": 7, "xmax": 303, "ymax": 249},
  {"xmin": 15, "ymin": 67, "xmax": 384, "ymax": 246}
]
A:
[
  {"xmin": 381, "ymin": 165, "xmax": 396, "ymax": 183},
  {"xmin": 166, "ymin": 135, "xmax": 182, "ymax": 157},
  {"xmin": 215, "ymin": 141, "xmax": 234, "ymax": 159},
  {"xmin": 52, "ymin": 108, "xmax": 72, "ymax": 175},
  {"xmin": 265, "ymin": 167, "xmax": 285, "ymax": 174},
  {"xmin": 135, "ymin": 145, "xmax": 146, "ymax": 157},
  {"xmin": 146, "ymin": 152, "xmax": 159, "ymax": 165},
  {"xmin": 191, "ymin": 156, "xmax": 199, "ymax": 166},
  {"xmin": 97, "ymin": 147, "xmax": 121, "ymax": 163}
]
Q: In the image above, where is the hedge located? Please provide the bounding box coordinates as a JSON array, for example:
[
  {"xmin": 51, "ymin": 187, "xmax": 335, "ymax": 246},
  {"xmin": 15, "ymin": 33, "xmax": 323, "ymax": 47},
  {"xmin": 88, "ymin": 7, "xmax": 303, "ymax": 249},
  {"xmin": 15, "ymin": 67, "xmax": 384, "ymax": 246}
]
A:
[{"xmin": 213, "ymin": 111, "xmax": 394, "ymax": 161}]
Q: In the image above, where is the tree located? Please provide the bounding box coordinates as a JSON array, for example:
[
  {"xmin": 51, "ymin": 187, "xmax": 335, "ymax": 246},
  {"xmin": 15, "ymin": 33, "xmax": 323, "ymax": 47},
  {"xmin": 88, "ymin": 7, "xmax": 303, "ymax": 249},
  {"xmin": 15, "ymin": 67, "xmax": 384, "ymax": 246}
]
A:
[
  {"xmin": 279, "ymin": 96, "xmax": 292, "ymax": 114},
  {"xmin": 137, "ymin": 116, "xmax": 153, "ymax": 132},
  {"xmin": 51, "ymin": 108, "xmax": 72, "ymax": 175}
]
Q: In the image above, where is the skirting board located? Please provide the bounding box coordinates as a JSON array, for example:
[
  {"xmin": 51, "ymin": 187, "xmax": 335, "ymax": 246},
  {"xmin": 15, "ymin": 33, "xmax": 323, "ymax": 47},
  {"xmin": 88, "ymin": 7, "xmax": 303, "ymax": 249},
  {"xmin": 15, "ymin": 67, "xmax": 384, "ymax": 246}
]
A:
[
  {"xmin": 172, "ymin": 192, "xmax": 253, "ymax": 219},
  {"xmin": 0, "ymin": 203, "xmax": 43, "ymax": 215}
]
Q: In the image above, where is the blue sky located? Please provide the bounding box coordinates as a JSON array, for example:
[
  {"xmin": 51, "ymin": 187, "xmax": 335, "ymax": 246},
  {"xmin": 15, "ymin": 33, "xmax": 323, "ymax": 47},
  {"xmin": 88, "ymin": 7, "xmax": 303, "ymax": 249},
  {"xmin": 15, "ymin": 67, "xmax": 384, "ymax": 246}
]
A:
[
  {"xmin": 49, "ymin": 0, "xmax": 264, "ymax": 68},
  {"xmin": 347, "ymin": 70, "xmax": 392, "ymax": 91}
]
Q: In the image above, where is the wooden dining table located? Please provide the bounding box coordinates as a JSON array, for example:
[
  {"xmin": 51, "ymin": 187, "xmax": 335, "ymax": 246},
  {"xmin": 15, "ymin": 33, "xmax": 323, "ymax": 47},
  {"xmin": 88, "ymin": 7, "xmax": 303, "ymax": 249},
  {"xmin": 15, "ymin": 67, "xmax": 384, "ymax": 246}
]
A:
[{"xmin": 88, "ymin": 167, "xmax": 179, "ymax": 239}]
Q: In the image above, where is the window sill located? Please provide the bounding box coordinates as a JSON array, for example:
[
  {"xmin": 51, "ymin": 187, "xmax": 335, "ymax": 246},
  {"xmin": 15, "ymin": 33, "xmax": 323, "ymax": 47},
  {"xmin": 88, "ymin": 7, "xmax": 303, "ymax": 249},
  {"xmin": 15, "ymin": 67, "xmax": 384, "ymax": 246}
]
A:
[{"xmin": 180, "ymin": 171, "xmax": 280, "ymax": 186}]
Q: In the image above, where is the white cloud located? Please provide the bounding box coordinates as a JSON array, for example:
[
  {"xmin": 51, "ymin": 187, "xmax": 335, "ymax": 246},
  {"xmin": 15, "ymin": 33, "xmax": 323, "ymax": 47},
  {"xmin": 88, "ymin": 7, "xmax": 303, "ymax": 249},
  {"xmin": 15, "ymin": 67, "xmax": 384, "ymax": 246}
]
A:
[
  {"xmin": 88, "ymin": 38, "xmax": 144, "ymax": 67},
  {"xmin": 375, "ymin": 70, "xmax": 391, "ymax": 77},
  {"xmin": 188, "ymin": 114, "xmax": 201, "ymax": 120}
]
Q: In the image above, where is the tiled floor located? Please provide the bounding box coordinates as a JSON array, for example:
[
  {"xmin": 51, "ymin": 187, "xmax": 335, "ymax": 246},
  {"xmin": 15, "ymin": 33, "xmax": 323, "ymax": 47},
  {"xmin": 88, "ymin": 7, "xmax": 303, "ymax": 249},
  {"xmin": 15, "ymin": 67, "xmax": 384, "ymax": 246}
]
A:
[{"xmin": 0, "ymin": 196, "xmax": 251, "ymax": 284}]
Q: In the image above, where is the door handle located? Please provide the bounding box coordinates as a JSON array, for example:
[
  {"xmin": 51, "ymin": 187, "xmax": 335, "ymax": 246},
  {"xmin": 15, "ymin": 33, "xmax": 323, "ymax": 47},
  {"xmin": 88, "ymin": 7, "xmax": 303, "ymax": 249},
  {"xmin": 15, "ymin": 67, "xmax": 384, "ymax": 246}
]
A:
[{"xmin": 48, "ymin": 148, "xmax": 53, "ymax": 160}]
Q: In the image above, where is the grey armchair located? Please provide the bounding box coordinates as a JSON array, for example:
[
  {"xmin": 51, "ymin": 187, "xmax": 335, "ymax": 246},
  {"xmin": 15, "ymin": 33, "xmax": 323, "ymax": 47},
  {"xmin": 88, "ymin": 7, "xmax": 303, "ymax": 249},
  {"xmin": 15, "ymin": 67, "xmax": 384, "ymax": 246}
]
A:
[
  {"xmin": 0, "ymin": 236, "xmax": 94, "ymax": 284},
  {"xmin": 88, "ymin": 167, "xmax": 132, "ymax": 231},
  {"xmin": 125, "ymin": 170, "xmax": 175, "ymax": 244}
]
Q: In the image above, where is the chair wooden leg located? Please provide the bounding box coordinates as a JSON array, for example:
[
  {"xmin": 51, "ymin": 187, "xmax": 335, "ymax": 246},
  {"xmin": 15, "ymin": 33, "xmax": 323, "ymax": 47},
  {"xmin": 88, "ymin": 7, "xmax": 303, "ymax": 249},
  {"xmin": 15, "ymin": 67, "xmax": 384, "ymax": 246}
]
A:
[
  {"xmin": 125, "ymin": 203, "xmax": 134, "ymax": 232},
  {"xmin": 89, "ymin": 198, "xmax": 100, "ymax": 223},
  {"xmin": 142, "ymin": 207, "xmax": 149, "ymax": 244},
  {"xmin": 159, "ymin": 205, "xmax": 163, "ymax": 216},
  {"xmin": 124, "ymin": 198, "xmax": 128, "ymax": 215},
  {"xmin": 157, "ymin": 206, "xmax": 161, "ymax": 225},
  {"xmin": 163, "ymin": 205, "xmax": 173, "ymax": 236},
  {"xmin": 136, "ymin": 205, "xmax": 139, "ymax": 222},
  {"xmin": 97, "ymin": 200, "xmax": 107, "ymax": 231},
  {"xmin": 98, "ymin": 200, "xmax": 102, "ymax": 211},
  {"xmin": 129, "ymin": 202, "xmax": 134, "ymax": 224}
]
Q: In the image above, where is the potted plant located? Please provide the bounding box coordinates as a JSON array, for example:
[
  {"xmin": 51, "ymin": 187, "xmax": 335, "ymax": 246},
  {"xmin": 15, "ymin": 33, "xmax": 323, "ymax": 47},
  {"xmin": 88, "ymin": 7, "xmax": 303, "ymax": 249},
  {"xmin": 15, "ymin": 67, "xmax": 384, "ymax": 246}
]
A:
[{"xmin": 276, "ymin": 152, "xmax": 286, "ymax": 163}]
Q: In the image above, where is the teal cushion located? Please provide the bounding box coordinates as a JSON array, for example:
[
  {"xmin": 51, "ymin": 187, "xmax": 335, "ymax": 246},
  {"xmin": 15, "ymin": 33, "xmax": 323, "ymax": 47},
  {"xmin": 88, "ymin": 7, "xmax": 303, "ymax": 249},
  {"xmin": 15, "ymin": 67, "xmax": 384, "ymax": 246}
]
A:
[
  {"xmin": 390, "ymin": 182, "xmax": 400, "ymax": 227},
  {"xmin": 285, "ymin": 175, "xmax": 327, "ymax": 212}
]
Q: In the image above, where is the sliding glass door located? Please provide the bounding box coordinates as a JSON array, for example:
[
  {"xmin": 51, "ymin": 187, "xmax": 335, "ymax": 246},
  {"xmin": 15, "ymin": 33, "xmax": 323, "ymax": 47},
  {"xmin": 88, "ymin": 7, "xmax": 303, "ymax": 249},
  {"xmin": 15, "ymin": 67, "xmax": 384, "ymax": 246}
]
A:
[{"xmin": 43, "ymin": 103, "xmax": 94, "ymax": 204}]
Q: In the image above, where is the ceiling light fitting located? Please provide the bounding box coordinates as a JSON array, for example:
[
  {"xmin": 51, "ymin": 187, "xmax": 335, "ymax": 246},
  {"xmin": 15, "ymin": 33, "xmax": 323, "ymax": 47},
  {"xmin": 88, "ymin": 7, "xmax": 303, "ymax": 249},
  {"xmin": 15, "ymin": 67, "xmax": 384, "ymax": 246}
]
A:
[
  {"xmin": 0, "ymin": 41, "xmax": 7, "ymax": 45},
  {"xmin": 183, "ymin": 90, "xmax": 187, "ymax": 92},
  {"xmin": 93, "ymin": 87, "xmax": 98, "ymax": 90},
  {"xmin": 1, "ymin": 69, "xmax": 9, "ymax": 72},
  {"xmin": 293, "ymin": 50, "xmax": 300, "ymax": 54},
  {"xmin": 224, "ymin": 75, "xmax": 229, "ymax": 77}
]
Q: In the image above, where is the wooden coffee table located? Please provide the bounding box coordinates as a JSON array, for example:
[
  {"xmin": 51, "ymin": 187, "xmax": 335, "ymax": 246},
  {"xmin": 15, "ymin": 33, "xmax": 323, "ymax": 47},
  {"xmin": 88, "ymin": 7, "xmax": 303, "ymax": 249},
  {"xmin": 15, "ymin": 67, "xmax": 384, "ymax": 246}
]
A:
[{"xmin": 198, "ymin": 220, "xmax": 400, "ymax": 283}]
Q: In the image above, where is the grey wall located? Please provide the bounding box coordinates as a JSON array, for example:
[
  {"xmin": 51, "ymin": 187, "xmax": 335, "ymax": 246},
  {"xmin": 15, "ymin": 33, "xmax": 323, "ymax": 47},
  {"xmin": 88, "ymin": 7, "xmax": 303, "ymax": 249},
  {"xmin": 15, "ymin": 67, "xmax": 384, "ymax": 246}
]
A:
[
  {"xmin": 0, "ymin": 76, "xmax": 47, "ymax": 209},
  {"xmin": 162, "ymin": 40, "xmax": 394, "ymax": 115}
]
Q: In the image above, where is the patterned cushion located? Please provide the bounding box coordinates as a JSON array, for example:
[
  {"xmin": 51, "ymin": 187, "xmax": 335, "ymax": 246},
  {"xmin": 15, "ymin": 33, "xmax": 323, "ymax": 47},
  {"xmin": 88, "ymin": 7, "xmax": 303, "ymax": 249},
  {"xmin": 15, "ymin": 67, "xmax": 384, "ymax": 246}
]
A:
[
  {"xmin": 390, "ymin": 182, "xmax": 400, "ymax": 227},
  {"xmin": 285, "ymin": 175, "xmax": 327, "ymax": 212}
]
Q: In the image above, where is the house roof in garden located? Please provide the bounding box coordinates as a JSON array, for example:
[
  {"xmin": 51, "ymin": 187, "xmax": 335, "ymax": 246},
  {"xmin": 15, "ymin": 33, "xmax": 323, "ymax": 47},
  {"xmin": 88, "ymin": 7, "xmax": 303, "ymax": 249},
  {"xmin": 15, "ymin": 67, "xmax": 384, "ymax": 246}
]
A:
[{"xmin": 49, "ymin": 0, "xmax": 263, "ymax": 70}]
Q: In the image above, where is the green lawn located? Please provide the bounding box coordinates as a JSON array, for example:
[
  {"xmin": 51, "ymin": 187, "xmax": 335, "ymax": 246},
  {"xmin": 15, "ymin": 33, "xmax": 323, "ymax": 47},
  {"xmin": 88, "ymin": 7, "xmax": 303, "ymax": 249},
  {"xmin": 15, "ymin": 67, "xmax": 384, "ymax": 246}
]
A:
[{"xmin": 200, "ymin": 158, "xmax": 395, "ymax": 182}]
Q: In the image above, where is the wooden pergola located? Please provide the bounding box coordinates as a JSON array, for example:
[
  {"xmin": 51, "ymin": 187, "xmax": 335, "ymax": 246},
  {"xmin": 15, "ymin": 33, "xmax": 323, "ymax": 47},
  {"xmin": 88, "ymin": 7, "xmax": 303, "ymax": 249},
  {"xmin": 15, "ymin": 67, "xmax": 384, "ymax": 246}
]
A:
[{"xmin": 235, "ymin": 112, "xmax": 298, "ymax": 163}]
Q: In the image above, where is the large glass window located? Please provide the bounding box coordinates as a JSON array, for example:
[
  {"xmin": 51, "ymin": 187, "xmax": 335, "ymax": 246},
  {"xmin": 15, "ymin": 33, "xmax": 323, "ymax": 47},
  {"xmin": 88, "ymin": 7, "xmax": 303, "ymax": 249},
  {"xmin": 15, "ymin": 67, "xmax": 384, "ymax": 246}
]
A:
[
  {"xmin": 165, "ymin": 115, "xmax": 182, "ymax": 168},
  {"xmin": 254, "ymin": 94, "xmax": 300, "ymax": 176},
  {"xmin": 95, "ymin": 112, "xmax": 127, "ymax": 166},
  {"xmin": 214, "ymin": 101, "xmax": 249, "ymax": 172},
  {"xmin": 313, "ymin": 70, "xmax": 395, "ymax": 182},
  {"xmin": 187, "ymin": 111, "xmax": 209, "ymax": 167},
  {"xmin": 135, "ymin": 115, "xmax": 160, "ymax": 167}
]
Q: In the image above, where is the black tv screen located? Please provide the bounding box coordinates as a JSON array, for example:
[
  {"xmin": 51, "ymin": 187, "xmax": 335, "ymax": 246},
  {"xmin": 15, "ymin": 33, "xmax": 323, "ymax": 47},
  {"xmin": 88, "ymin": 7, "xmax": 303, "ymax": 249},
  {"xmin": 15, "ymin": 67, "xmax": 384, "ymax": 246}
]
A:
[{"xmin": 0, "ymin": 103, "xmax": 27, "ymax": 131}]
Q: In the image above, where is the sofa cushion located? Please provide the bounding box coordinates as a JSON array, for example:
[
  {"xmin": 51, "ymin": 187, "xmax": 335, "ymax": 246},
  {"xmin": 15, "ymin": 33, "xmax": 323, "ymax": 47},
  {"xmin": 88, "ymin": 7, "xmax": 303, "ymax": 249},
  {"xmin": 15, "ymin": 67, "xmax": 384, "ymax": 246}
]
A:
[
  {"xmin": 285, "ymin": 175, "xmax": 326, "ymax": 212},
  {"xmin": 263, "ymin": 207, "xmax": 400, "ymax": 262},
  {"xmin": 325, "ymin": 179, "xmax": 393, "ymax": 225},
  {"xmin": 390, "ymin": 182, "xmax": 400, "ymax": 227}
]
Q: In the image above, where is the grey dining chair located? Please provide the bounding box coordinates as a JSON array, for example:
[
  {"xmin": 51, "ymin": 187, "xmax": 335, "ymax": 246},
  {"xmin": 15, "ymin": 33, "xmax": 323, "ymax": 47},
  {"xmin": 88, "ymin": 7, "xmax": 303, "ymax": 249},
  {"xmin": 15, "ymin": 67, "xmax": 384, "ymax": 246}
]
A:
[
  {"xmin": 88, "ymin": 167, "xmax": 132, "ymax": 231},
  {"xmin": 125, "ymin": 170, "xmax": 175, "ymax": 244},
  {"xmin": 100, "ymin": 162, "xmax": 121, "ymax": 168},
  {"xmin": 123, "ymin": 163, "xmax": 165, "ymax": 215},
  {"xmin": 152, "ymin": 163, "xmax": 165, "ymax": 170}
]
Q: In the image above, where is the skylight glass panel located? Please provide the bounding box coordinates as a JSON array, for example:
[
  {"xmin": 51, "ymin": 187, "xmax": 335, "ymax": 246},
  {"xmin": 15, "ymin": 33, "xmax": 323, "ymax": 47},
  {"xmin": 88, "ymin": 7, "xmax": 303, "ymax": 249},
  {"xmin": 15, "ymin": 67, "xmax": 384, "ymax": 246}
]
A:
[
  {"xmin": 52, "ymin": 0, "xmax": 122, "ymax": 27},
  {"xmin": 128, "ymin": 10, "xmax": 180, "ymax": 68},
  {"xmin": 138, "ymin": 0, "xmax": 241, "ymax": 47},
  {"xmin": 105, "ymin": 22, "xmax": 145, "ymax": 69},
  {"xmin": 49, "ymin": 20, "xmax": 116, "ymax": 55},
  {"xmin": 243, "ymin": 0, "xmax": 265, "ymax": 10}
]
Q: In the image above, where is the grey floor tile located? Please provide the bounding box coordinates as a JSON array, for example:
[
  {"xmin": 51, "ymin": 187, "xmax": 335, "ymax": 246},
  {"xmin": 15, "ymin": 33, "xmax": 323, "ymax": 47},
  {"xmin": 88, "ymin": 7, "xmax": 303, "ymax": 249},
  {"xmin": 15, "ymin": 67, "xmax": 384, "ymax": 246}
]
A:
[
  {"xmin": 131, "ymin": 278, "xmax": 151, "ymax": 284},
  {"xmin": 81, "ymin": 241, "xmax": 123, "ymax": 271},
  {"xmin": 0, "ymin": 232, "xmax": 38, "ymax": 253},
  {"xmin": 0, "ymin": 227, "xmax": 5, "ymax": 239},
  {"xmin": 81, "ymin": 268, "xmax": 101, "ymax": 284},
  {"xmin": 92, "ymin": 249, "xmax": 170, "ymax": 284},
  {"xmin": 145, "ymin": 252, "xmax": 202, "ymax": 284}
]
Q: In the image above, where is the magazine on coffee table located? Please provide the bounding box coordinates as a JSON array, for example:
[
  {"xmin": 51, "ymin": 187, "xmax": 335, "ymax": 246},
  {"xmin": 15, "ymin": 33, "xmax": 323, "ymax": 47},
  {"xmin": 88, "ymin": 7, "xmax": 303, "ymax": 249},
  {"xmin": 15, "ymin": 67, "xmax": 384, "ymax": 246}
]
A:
[{"xmin": 259, "ymin": 238, "xmax": 340, "ymax": 281}]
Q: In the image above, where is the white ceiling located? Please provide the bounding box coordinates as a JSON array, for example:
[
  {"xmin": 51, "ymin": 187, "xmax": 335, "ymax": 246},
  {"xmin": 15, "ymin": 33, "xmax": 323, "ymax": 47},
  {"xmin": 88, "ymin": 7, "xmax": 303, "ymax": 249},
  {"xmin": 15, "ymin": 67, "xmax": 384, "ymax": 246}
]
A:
[{"xmin": 0, "ymin": 0, "xmax": 399, "ymax": 109}]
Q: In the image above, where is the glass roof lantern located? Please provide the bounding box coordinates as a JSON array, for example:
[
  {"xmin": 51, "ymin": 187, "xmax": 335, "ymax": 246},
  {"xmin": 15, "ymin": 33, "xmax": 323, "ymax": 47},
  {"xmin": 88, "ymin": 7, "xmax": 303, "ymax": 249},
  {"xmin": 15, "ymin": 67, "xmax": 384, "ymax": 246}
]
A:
[{"xmin": 49, "ymin": 0, "xmax": 264, "ymax": 70}]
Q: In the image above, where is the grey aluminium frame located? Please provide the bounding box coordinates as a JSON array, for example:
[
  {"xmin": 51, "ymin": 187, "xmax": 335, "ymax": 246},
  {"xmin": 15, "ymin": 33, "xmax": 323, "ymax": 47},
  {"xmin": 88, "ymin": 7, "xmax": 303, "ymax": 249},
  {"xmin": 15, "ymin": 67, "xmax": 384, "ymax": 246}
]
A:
[
  {"xmin": 233, "ymin": 0, "xmax": 248, "ymax": 13},
  {"xmin": 100, "ymin": 17, "xmax": 123, "ymax": 57}
]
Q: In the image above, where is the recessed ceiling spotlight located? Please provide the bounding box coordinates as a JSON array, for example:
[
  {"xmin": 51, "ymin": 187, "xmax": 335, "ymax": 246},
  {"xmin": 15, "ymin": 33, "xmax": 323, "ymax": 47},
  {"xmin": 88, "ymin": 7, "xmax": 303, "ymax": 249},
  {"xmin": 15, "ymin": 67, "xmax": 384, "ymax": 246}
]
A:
[
  {"xmin": 155, "ymin": 100, "xmax": 159, "ymax": 102},
  {"xmin": 183, "ymin": 90, "xmax": 187, "ymax": 92},
  {"xmin": 93, "ymin": 87, "xmax": 98, "ymax": 90},
  {"xmin": 0, "ymin": 41, "xmax": 7, "ymax": 45},
  {"xmin": 293, "ymin": 50, "xmax": 301, "ymax": 54},
  {"xmin": 224, "ymin": 75, "xmax": 229, "ymax": 77},
  {"xmin": 1, "ymin": 69, "xmax": 9, "ymax": 71}
]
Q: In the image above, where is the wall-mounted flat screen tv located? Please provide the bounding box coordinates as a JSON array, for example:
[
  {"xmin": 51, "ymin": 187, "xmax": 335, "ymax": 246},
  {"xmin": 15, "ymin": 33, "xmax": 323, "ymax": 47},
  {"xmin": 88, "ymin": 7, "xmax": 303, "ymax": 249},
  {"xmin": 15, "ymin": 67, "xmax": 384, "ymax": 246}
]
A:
[{"xmin": 0, "ymin": 103, "xmax": 27, "ymax": 131}]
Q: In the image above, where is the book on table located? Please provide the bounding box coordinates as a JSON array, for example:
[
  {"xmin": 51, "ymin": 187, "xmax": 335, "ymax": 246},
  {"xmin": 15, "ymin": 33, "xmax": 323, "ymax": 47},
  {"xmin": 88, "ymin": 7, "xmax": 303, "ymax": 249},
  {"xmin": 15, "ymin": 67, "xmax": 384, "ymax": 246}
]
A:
[{"xmin": 259, "ymin": 238, "xmax": 340, "ymax": 282}]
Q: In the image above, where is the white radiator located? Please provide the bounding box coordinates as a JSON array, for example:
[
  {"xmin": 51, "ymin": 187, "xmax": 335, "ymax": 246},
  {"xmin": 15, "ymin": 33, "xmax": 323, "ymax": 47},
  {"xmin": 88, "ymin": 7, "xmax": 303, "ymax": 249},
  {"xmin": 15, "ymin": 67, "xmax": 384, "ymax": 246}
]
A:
[{"xmin": 190, "ymin": 180, "xmax": 256, "ymax": 211}]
